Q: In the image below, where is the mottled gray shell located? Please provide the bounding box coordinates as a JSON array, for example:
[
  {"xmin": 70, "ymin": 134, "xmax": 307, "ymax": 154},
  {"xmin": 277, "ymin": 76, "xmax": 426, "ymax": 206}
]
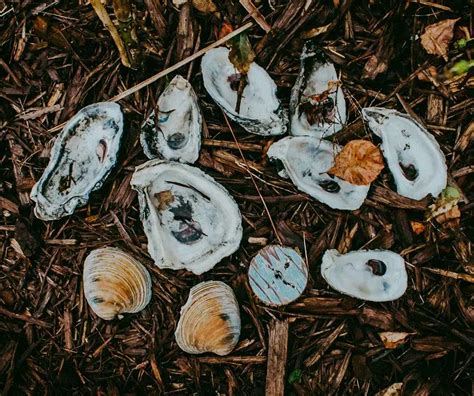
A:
[
  {"xmin": 130, "ymin": 160, "xmax": 243, "ymax": 275},
  {"xmin": 248, "ymin": 245, "xmax": 308, "ymax": 306},
  {"xmin": 362, "ymin": 107, "xmax": 447, "ymax": 200},
  {"xmin": 30, "ymin": 102, "xmax": 123, "ymax": 220},
  {"xmin": 201, "ymin": 47, "xmax": 288, "ymax": 136},
  {"xmin": 140, "ymin": 75, "xmax": 201, "ymax": 163},
  {"xmin": 290, "ymin": 42, "xmax": 346, "ymax": 138},
  {"xmin": 321, "ymin": 249, "xmax": 408, "ymax": 302},
  {"xmin": 267, "ymin": 137, "xmax": 369, "ymax": 210}
]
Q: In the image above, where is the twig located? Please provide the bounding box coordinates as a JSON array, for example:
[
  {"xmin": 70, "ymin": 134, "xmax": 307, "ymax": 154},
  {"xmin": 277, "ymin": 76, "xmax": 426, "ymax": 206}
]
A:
[
  {"xmin": 239, "ymin": 0, "xmax": 271, "ymax": 32},
  {"xmin": 0, "ymin": 306, "xmax": 52, "ymax": 328},
  {"xmin": 47, "ymin": 21, "xmax": 254, "ymax": 134},
  {"xmin": 265, "ymin": 318, "xmax": 289, "ymax": 396},
  {"xmin": 222, "ymin": 113, "xmax": 282, "ymax": 244}
]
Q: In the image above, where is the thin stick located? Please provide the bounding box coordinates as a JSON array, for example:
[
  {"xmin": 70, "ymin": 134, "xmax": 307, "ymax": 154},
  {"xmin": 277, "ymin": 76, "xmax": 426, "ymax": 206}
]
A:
[
  {"xmin": 239, "ymin": 0, "xmax": 271, "ymax": 33},
  {"xmin": 222, "ymin": 113, "xmax": 282, "ymax": 244},
  {"xmin": 48, "ymin": 21, "xmax": 254, "ymax": 134}
]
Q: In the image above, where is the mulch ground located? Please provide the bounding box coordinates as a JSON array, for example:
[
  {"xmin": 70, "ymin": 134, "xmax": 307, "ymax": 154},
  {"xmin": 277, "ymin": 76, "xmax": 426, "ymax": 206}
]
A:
[{"xmin": 1, "ymin": 0, "xmax": 473, "ymax": 394}]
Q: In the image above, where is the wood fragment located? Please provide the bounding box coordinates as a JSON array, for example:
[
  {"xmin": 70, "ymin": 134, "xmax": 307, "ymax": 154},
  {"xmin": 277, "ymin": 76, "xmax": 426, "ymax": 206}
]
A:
[{"xmin": 265, "ymin": 319, "xmax": 289, "ymax": 396}]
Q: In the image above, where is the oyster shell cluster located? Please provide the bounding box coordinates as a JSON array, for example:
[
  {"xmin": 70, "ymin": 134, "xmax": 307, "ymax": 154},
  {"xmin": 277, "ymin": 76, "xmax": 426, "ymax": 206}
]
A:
[{"xmin": 28, "ymin": 39, "xmax": 449, "ymax": 356}]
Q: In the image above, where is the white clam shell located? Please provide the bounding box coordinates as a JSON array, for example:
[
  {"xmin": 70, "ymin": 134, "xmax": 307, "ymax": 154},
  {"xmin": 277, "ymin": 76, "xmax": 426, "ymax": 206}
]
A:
[
  {"xmin": 201, "ymin": 47, "xmax": 288, "ymax": 136},
  {"xmin": 290, "ymin": 42, "xmax": 346, "ymax": 138},
  {"xmin": 130, "ymin": 160, "xmax": 243, "ymax": 275},
  {"xmin": 31, "ymin": 102, "xmax": 124, "ymax": 220},
  {"xmin": 362, "ymin": 107, "xmax": 447, "ymax": 200},
  {"xmin": 140, "ymin": 75, "xmax": 202, "ymax": 163},
  {"xmin": 321, "ymin": 249, "xmax": 408, "ymax": 302},
  {"xmin": 83, "ymin": 247, "xmax": 152, "ymax": 320},
  {"xmin": 175, "ymin": 281, "xmax": 241, "ymax": 356},
  {"xmin": 248, "ymin": 245, "xmax": 308, "ymax": 306},
  {"xmin": 267, "ymin": 136, "xmax": 369, "ymax": 210}
]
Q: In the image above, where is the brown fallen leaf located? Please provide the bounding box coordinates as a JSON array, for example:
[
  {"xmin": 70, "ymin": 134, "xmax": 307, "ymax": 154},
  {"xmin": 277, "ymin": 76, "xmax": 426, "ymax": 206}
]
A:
[
  {"xmin": 379, "ymin": 332, "xmax": 412, "ymax": 349},
  {"xmin": 154, "ymin": 190, "xmax": 174, "ymax": 211},
  {"xmin": 328, "ymin": 140, "xmax": 384, "ymax": 185},
  {"xmin": 420, "ymin": 18, "xmax": 459, "ymax": 61},
  {"xmin": 410, "ymin": 221, "xmax": 426, "ymax": 235},
  {"xmin": 228, "ymin": 32, "xmax": 256, "ymax": 75},
  {"xmin": 374, "ymin": 383, "xmax": 403, "ymax": 396}
]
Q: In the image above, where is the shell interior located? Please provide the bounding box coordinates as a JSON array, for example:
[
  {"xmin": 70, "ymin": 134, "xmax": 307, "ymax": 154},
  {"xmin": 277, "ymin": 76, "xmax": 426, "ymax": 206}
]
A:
[
  {"xmin": 362, "ymin": 107, "xmax": 447, "ymax": 200},
  {"xmin": 267, "ymin": 137, "xmax": 369, "ymax": 210},
  {"xmin": 175, "ymin": 281, "xmax": 241, "ymax": 356},
  {"xmin": 130, "ymin": 160, "xmax": 243, "ymax": 275},
  {"xmin": 290, "ymin": 42, "xmax": 346, "ymax": 138},
  {"xmin": 83, "ymin": 247, "xmax": 152, "ymax": 320},
  {"xmin": 248, "ymin": 245, "xmax": 308, "ymax": 306},
  {"xmin": 30, "ymin": 102, "xmax": 123, "ymax": 220},
  {"xmin": 201, "ymin": 47, "xmax": 287, "ymax": 136},
  {"xmin": 141, "ymin": 75, "xmax": 201, "ymax": 163},
  {"xmin": 321, "ymin": 249, "xmax": 408, "ymax": 302}
]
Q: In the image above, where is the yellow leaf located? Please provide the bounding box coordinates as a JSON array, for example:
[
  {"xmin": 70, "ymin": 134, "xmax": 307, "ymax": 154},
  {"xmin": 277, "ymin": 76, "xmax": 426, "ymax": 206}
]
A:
[
  {"xmin": 301, "ymin": 23, "xmax": 331, "ymax": 39},
  {"xmin": 420, "ymin": 18, "xmax": 459, "ymax": 61},
  {"xmin": 328, "ymin": 140, "xmax": 384, "ymax": 185},
  {"xmin": 379, "ymin": 332, "xmax": 412, "ymax": 349},
  {"xmin": 228, "ymin": 33, "xmax": 256, "ymax": 75}
]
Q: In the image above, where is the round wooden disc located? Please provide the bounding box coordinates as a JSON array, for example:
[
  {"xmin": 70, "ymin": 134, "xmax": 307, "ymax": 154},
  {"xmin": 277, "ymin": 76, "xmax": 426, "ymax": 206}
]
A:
[{"xmin": 248, "ymin": 245, "xmax": 308, "ymax": 306}]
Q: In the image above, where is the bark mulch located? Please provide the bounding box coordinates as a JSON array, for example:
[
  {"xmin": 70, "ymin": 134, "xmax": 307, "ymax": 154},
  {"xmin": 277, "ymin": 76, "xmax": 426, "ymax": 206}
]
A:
[{"xmin": 0, "ymin": 0, "xmax": 473, "ymax": 394}]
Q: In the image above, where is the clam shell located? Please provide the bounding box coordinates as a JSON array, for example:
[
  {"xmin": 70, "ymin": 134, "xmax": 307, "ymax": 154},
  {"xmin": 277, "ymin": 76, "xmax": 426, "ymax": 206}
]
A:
[
  {"xmin": 321, "ymin": 249, "xmax": 408, "ymax": 302},
  {"xmin": 83, "ymin": 247, "xmax": 152, "ymax": 320},
  {"xmin": 140, "ymin": 75, "xmax": 202, "ymax": 163},
  {"xmin": 290, "ymin": 42, "xmax": 346, "ymax": 138},
  {"xmin": 362, "ymin": 107, "xmax": 447, "ymax": 200},
  {"xmin": 130, "ymin": 160, "xmax": 242, "ymax": 275},
  {"xmin": 248, "ymin": 245, "xmax": 308, "ymax": 306},
  {"xmin": 31, "ymin": 102, "xmax": 124, "ymax": 220},
  {"xmin": 267, "ymin": 136, "xmax": 369, "ymax": 210},
  {"xmin": 201, "ymin": 47, "xmax": 287, "ymax": 136},
  {"xmin": 175, "ymin": 281, "xmax": 241, "ymax": 355}
]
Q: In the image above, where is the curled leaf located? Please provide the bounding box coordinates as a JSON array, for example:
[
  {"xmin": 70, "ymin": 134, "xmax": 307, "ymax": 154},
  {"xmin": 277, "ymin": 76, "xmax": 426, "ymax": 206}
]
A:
[
  {"xmin": 328, "ymin": 140, "xmax": 384, "ymax": 185},
  {"xmin": 420, "ymin": 18, "xmax": 459, "ymax": 61},
  {"xmin": 426, "ymin": 185, "xmax": 462, "ymax": 228}
]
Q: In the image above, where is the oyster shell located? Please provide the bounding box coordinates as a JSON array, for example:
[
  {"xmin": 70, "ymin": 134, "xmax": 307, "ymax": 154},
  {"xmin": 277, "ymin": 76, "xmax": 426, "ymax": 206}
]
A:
[
  {"xmin": 130, "ymin": 160, "xmax": 242, "ymax": 274},
  {"xmin": 267, "ymin": 137, "xmax": 369, "ymax": 210},
  {"xmin": 362, "ymin": 107, "xmax": 447, "ymax": 200},
  {"xmin": 248, "ymin": 245, "xmax": 308, "ymax": 306},
  {"xmin": 83, "ymin": 247, "xmax": 152, "ymax": 320},
  {"xmin": 31, "ymin": 102, "xmax": 124, "ymax": 220},
  {"xmin": 141, "ymin": 75, "xmax": 201, "ymax": 163},
  {"xmin": 175, "ymin": 281, "xmax": 241, "ymax": 356},
  {"xmin": 321, "ymin": 249, "xmax": 408, "ymax": 302},
  {"xmin": 201, "ymin": 47, "xmax": 287, "ymax": 136},
  {"xmin": 290, "ymin": 42, "xmax": 346, "ymax": 138}
]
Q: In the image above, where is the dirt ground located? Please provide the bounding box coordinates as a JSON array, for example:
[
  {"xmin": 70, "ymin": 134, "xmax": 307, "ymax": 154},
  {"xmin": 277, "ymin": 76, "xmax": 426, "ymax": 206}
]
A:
[{"xmin": 0, "ymin": 0, "xmax": 473, "ymax": 394}]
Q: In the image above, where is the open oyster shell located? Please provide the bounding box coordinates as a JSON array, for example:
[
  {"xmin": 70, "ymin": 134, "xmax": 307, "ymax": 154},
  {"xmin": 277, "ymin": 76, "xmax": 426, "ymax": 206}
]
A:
[
  {"xmin": 131, "ymin": 160, "xmax": 242, "ymax": 275},
  {"xmin": 248, "ymin": 245, "xmax": 308, "ymax": 306},
  {"xmin": 141, "ymin": 75, "xmax": 201, "ymax": 163},
  {"xmin": 267, "ymin": 137, "xmax": 369, "ymax": 210},
  {"xmin": 362, "ymin": 107, "xmax": 447, "ymax": 200},
  {"xmin": 83, "ymin": 247, "xmax": 152, "ymax": 320},
  {"xmin": 201, "ymin": 47, "xmax": 287, "ymax": 136},
  {"xmin": 321, "ymin": 249, "xmax": 408, "ymax": 302},
  {"xmin": 290, "ymin": 42, "xmax": 346, "ymax": 138},
  {"xmin": 175, "ymin": 281, "xmax": 241, "ymax": 356},
  {"xmin": 31, "ymin": 102, "xmax": 123, "ymax": 220}
]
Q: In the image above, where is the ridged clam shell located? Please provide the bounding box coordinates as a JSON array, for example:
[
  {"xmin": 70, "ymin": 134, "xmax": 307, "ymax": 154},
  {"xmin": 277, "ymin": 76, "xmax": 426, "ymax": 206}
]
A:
[
  {"xmin": 175, "ymin": 281, "xmax": 241, "ymax": 356},
  {"xmin": 201, "ymin": 47, "xmax": 287, "ymax": 136},
  {"xmin": 321, "ymin": 249, "xmax": 408, "ymax": 302},
  {"xmin": 362, "ymin": 107, "xmax": 447, "ymax": 200},
  {"xmin": 83, "ymin": 247, "xmax": 152, "ymax": 320},
  {"xmin": 31, "ymin": 102, "xmax": 123, "ymax": 220},
  {"xmin": 140, "ymin": 75, "xmax": 201, "ymax": 163}
]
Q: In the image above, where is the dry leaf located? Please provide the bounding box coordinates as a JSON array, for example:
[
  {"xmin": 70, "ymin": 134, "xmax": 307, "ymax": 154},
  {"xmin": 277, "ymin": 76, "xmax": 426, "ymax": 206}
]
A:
[
  {"xmin": 427, "ymin": 185, "xmax": 461, "ymax": 228},
  {"xmin": 375, "ymin": 383, "xmax": 403, "ymax": 396},
  {"xmin": 174, "ymin": 0, "xmax": 219, "ymax": 16},
  {"xmin": 228, "ymin": 32, "xmax": 256, "ymax": 74},
  {"xmin": 379, "ymin": 332, "xmax": 412, "ymax": 349},
  {"xmin": 301, "ymin": 23, "xmax": 331, "ymax": 39},
  {"xmin": 420, "ymin": 18, "xmax": 459, "ymax": 61},
  {"xmin": 154, "ymin": 190, "xmax": 174, "ymax": 211},
  {"xmin": 410, "ymin": 221, "xmax": 426, "ymax": 235},
  {"xmin": 328, "ymin": 140, "xmax": 384, "ymax": 185}
]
